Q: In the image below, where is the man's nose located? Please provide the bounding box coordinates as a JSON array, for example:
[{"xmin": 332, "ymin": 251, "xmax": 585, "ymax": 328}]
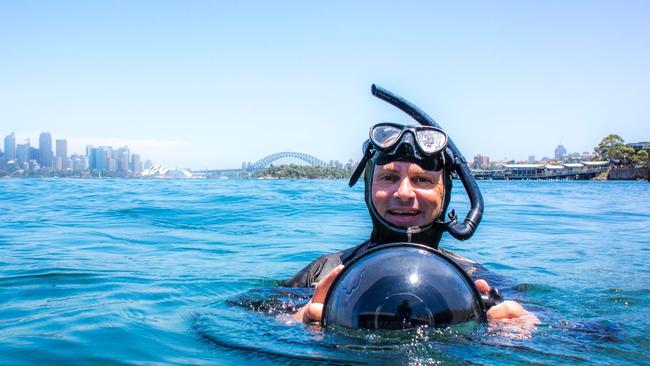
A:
[{"xmin": 395, "ymin": 177, "xmax": 416, "ymax": 200}]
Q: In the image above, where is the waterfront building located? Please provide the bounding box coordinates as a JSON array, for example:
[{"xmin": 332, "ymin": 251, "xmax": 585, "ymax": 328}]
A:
[
  {"xmin": 528, "ymin": 155, "xmax": 535, "ymax": 163},
  {"xmin": 627, "ymin": 141, "xmax": 650, "ymax": 151},
  {"xmin": 581, "ymin": 151, "xmax": 594, "ymax": 160},
  {"xmin": 38, "ymin": 132, "xmax": 53, "ymax": 169},
  {"xmin": 4, "ymin": 132, "xmax": 16, "ymax": 160},
  {"xmin": 56, "ymin": 139, "xmax": 67, "ymax": 159},
  {"xmin": 29, "ymin": 160, "xmax": 40, "ymax": 171},
  {"xmin": 54, "ymin": 156, "xmax": 63, "ymax": 171},
  {"xmin": 16, "ymin": 141, "xmax": 30, "ymax": 164},
  {"xmin": 107, "ymin": 157, "xmax": 117, "ymax": 172},
  {"xmin": 473, "ymin": 154, "xmax": 490, "ymax": 169},
  {"xmin": 89, "ymin": 147, "xmax": 108, "ymax": 172},
  {"xmin": 29, "ymin": 147, "xmax": 39, "ymax": 161},
  {"xmin": 117, "ymin": 146, "xmax": 130, "ymax": 173},
  {"xmin": 71, "ymin": 154, "xmax": 87, "ymax": 173},
  {"xmin": 497, "ymin": 161, "xmax": 609, "ymax": 180},
  {"xmin": 131, "ymin": 154, "xmax": 142, "ymax": 175},
  {"xmin": 4, "ymin": 160, "xmax": 17, "ymax": 173},
  {"xmin": 554, "ymin": 144, "xmax": 567, "ymax": 160}
]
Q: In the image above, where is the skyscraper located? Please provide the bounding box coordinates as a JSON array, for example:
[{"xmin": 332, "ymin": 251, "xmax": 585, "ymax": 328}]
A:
[
  {"xmin": 89, "ymin": 146, "xmax": 112, "ymax": 173},
  {"xmin": 131, "ymin": 154, "xmax": 142, "ymax": 175},
  {"xmin": 55, "ymin": 139, "xmax": 68, "ymax": 171},
  {"xmin": 29, "ymin": 146, "xmax": 39, "ymax": 161},
  {"xmin": 554, "ymin": 144, "xmax": 567, "ymax": 160},
  {"xmin": 38, "ymin": 132, "xmax": 53, "ymax": 169},
  {"xmin": 16, "ymin": 140, "xmax": 30, "ymax": 164},
  {"xmin": 117, "ymin": 146, "xmax": 130, "ymax": 173},
  {"xmin": 56, "ymin": 139, "xmax": 68, "ymax": 160},
  {"xmin": 4, "ymin": 132, "xmax": 16, "ymax": 160}
]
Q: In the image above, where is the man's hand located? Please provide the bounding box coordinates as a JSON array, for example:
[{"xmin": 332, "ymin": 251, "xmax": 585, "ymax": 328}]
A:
[
  {"xmin": 293, "ymin": 265, "xmax": 344, "ymax": 323},
  {"xmin": 294, "ymin": 271, "xmax": 540, "ymax": 333},
  {"xmin": 475, "ymin": 279, "xmax": 540, "ymax": 337}
]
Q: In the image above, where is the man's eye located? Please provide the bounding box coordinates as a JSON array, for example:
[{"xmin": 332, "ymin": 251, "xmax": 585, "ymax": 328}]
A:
[
  {"xmin": 379, "ymin": 175, "xmax": 397, "ymax": 182},
  {"xmin": 414, "ymin": 176, "xmax": 433, "ymax": 184}
]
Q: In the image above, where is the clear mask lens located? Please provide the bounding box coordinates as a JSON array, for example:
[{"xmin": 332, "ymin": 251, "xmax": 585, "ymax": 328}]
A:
[
  {"xmin": 371, "ymin": 125, "xmax": 402, "ymax": 148},
  {"xmin": 416, "ymin": 129, "xmax": 447, "ymax": 154}
]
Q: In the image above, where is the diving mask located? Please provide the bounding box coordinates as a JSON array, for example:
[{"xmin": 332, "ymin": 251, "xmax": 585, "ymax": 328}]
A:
[
  {"xmin": 370, "ymin": 123, "xmax": 447, "ymax": 157},
  {"xmin": 349, "ymin": 123, "xmax": 448, "ymax": 187}
]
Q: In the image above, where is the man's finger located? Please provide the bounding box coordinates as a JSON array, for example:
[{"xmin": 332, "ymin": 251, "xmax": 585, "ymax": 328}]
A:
[
  {"xmin": 486, "ymin": 300, "xmax": 527, "ymax": 319},
  {"xmin": 475, "ymin": 279, "xmax": 490, "ymax": 293}
]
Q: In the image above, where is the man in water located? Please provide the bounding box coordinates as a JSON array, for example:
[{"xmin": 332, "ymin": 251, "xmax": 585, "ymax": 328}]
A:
[{"xmin": 285, "ymin": 122, "xmax": 538, "ymax": 327}]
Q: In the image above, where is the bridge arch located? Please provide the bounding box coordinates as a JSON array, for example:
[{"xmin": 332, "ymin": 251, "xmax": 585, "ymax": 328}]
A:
[{"xmin": 248, "ymin": 152, "xmax": 327, "ymax": 171}]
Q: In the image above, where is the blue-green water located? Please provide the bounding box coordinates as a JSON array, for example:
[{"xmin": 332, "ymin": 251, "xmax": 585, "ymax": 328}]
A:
[{"xmin": 1, "ymin": 179, "xmax": 648, "ymax": 365}]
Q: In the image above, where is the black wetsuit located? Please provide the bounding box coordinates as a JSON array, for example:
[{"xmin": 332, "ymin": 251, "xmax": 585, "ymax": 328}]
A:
[{"xmin": 282, "ymin": 240, "xmax": 495, "ymax": 288}]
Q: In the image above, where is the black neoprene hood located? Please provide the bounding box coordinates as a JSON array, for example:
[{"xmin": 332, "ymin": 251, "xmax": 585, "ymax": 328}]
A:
[
  {"xmin": 363, "ymin": 156, "xmax": 453, "ymax": 248},
  {"xmin": 351, "ymin": 84, "xmax": 484, "ymax": 243}
]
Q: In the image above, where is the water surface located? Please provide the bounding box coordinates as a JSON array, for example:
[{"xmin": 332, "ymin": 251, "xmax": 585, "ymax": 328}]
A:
[{"xmin": 1, "ymin": 179, "xmax": 648, "ymax": 365}]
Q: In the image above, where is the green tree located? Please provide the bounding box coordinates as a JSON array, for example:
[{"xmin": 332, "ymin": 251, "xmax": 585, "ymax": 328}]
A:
[
  {"xmin": 608, "ymin": 144, "xmax": 636, "ymax": 164},
  {"xmin": 633, "ymin": 149, "xmax": 648, "ymax": 166},
  {"xmin": 255, "ymin": 164, "xmax": 352, "ymax": 179},
  {"xmin": 594, "ymin": 134, "xmax": 625, "ymax": 160}
]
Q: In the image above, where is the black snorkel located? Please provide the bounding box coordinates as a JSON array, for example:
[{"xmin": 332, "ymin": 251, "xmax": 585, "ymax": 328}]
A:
[{"xmin": 351, "ymin": 84, "xmax": 484, "ymax": 241}]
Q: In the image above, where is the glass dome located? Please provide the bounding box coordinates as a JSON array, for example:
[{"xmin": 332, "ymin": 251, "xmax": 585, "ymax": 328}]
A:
[{"xmin": 322, "ymin": 243, "xmax": 486, "ymax": 330}]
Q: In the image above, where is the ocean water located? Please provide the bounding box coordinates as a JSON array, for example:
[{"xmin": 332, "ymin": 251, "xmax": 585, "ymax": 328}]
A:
[{"xmin": 1, "ymin": 178, "xmax": 648, "ymax": 365}]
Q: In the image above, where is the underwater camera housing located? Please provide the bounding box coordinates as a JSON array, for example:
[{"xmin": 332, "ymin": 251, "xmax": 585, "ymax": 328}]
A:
[{"xmin": 322, "ymin": 243, "xmax": 487, "ymax": 330}]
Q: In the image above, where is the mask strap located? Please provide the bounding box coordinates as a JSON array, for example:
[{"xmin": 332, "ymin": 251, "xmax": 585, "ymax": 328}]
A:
[{"xmin": 349, "ymin": 144, "xmax": 372, "ymax": 187}]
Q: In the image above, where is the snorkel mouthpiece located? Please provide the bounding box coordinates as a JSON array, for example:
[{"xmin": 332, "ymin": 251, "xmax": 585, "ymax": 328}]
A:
[{"xmin": 351, "ymin": 84, "xmax": 484, "ymax": 241}]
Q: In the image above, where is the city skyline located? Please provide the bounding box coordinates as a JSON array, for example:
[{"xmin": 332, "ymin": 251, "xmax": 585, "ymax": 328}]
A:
[
  {"xmin": 1, "ymin": 130, "xmax": 149, "ymax": 176},
  {"xmin": 1, "ymin": 2, "xmax": 649, "ymax": 169},
  {"xmin": 2, "ymin": 129, "xmax": 611, "ymax": 171}
]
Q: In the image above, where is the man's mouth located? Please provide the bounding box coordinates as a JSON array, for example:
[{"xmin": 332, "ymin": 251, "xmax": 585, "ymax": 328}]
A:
[{"xmin": 387, "ymin": 209, "xmax": 421, "ymax": 216}]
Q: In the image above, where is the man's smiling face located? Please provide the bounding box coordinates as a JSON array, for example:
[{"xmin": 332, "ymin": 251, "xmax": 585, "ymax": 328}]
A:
[{"xmin": 371, "ymin": 161, "xmax": 445, "ymax": 228}]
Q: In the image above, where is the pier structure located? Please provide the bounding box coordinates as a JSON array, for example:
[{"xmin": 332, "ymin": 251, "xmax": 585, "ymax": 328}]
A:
[{"xmin": 473, "ymin": 161, "xmax": 609, "ymax": 180}]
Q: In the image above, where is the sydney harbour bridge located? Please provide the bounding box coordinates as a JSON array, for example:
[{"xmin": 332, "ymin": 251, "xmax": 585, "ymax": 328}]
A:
[{"xmin": 198, "ymin": 151, "xmax": 330, "ymax": 178}]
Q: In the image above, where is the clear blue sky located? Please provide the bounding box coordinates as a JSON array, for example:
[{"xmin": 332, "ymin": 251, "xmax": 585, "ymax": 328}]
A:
[{"xmin": 1, "ymin": 1, "xmax": 648, "ymax": 169}]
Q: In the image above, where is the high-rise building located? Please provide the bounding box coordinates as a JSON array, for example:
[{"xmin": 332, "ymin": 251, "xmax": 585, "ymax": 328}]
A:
[
  {"xmin": 55, "ymin": 139, "xmax": 68, "ymax": 171},
  {"xmin": 131, "ymin": 154, "xmax": 142, "ymax": 175},
  {"xmin": 528, "ymin": 155, "xmax": 536, "ymax": 163},
  {"xmin": 117, "ymin": 146, "xmax": 130, "ymax": 173},
  {"xmin": 554, "ymin": 144, "xmax": 567, "ymax": 160},
  {"xmin": 29, "ymin": 147, "xmax": 39, "ymax": 161},
  {"xmin": 16, "ymin": 140, "xmax": 30, "ymax": 164},
  {"xmin": 89, "ymin": 147, "xmax": 108, "ymax": 172},
  {"xmin": 4, "ymin": 132, "xmax": 16, "ymax": 160},
  {"xmin": 71, "ymin": 154, "xmax": 87, "ymax": 173},
  {"xmin": 107, "ymin": 157, "xmax": 117, "ymax": 172},
  {"xmin": 54, "ymin": 156, "xmax": 63, "ymax": 171},
  {"xmin": 56, "ymin": 139, "xmax": 68, "ymax": 160},
  {"xmin": 38, "ymin": 132, "xmax": 53, "ymax": 168}
]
